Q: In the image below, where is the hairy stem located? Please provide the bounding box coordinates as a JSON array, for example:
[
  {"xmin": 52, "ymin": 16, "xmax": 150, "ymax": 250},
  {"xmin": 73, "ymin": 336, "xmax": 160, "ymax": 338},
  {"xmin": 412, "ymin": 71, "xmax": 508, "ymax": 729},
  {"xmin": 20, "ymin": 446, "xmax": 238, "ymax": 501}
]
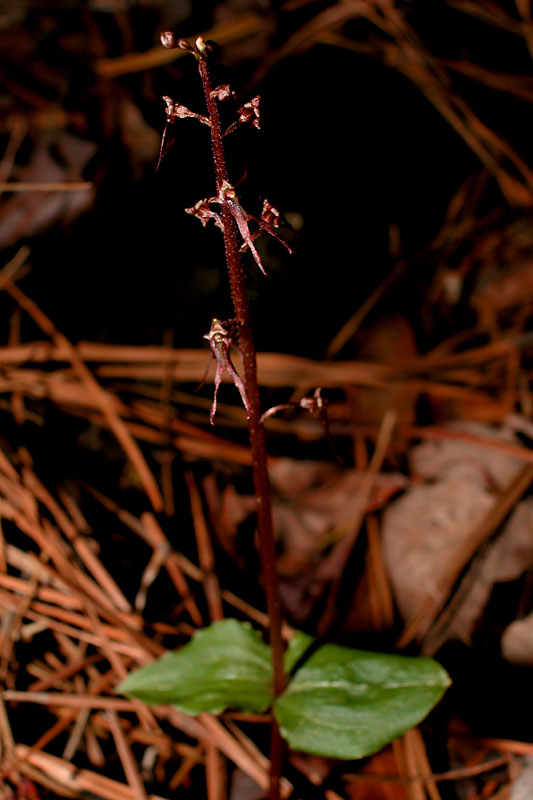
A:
[{"xmin": 197, "ymin": 52, "xmax": 285, "ymax": 800}]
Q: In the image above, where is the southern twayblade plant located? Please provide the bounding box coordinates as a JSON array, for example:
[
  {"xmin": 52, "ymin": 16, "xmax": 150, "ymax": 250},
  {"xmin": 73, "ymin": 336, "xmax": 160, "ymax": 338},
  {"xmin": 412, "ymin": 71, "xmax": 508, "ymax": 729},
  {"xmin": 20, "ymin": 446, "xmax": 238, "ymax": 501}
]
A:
[
  {"xmin": 120, "ymin": 33, "xmax": 451, "ymax": 800},
  {"xmin": 157, "ymin": 32, "xmax": 288, "ymax": 798}
]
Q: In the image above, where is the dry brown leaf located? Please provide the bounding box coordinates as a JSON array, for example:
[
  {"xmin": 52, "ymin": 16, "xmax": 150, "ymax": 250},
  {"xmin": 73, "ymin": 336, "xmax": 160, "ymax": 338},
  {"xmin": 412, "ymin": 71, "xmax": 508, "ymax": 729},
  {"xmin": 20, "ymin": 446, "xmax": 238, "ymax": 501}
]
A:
[
  {"xmin": 118, "ymin": 99, "xmax": 160, "ymax": 178},
  {"xmin": 509, "ymin": 757, "xmax": 533, "ymax": 800},
  {"xmin": 203, "ymin": 474, "xmax": 257, "ymax": 561},
  {"xmin": 344, "ymin": 746, "xmax": 407, "ymax": 800},
  {"xmin": 439, "ymin": 498, "xmax": 533, "ymax": 646},
  {"xmin": 382, "ymin": 422, "xmax": 525, "ymax": 628},
  {"xmin": 472, "ymin": 261, "xmax": 533, "ymax": 332},
  {"xmin": 0, "ymin": 132, "xmax": 95, "ymax": 248},
  {"xmin": 501, "ymin": 612, "xmax": 533, "ymax": 667},
  {"xmin": 229, "ymin": 768, "xmax": 264, "ymax": 800},
  {"xmin": 268, "ymin": 458, "xmax": 407, "ymax": 579},
  {"xmin": 201, "ymin": 458, "xmax": 406, "ymax": 622}
]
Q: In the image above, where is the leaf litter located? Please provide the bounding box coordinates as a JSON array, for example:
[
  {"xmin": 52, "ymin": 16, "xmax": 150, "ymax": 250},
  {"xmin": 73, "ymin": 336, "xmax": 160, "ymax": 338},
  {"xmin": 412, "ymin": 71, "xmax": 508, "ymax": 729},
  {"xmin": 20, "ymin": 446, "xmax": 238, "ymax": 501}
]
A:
[{"xmin": 0, "ymin": 2, "xmax": 532, "ymax": 800}]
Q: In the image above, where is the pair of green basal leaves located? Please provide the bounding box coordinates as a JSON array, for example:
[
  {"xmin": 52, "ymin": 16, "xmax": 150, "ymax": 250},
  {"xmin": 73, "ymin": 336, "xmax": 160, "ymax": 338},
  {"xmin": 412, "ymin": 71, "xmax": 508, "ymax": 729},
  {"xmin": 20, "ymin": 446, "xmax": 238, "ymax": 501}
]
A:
[{"xmin": 119, "ymin": 619, "xmax": 450, "ymax": 760}]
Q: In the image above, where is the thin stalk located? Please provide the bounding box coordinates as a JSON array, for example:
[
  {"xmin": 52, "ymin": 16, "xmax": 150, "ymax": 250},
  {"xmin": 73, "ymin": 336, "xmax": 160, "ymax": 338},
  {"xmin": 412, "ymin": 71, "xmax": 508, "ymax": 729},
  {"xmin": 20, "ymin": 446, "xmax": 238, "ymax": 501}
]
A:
[{"xmin": 197, "ymin": 52, "xmax": 286, "ymax": 800}]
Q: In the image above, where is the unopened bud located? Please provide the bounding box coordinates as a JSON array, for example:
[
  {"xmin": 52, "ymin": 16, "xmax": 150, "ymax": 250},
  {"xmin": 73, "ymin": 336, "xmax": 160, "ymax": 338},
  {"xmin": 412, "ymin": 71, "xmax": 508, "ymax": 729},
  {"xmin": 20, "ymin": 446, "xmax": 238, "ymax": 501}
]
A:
[
  {"xmin": 160, "ymin": 30, "xmax": 175, "ymax": 49},
  {"xmin": 176, "ymin": 38, "xmax": 193, "ymax": 51},
  {"xmin": 195, "ymin": 36, "xmax": 207, "ymax": 53}
]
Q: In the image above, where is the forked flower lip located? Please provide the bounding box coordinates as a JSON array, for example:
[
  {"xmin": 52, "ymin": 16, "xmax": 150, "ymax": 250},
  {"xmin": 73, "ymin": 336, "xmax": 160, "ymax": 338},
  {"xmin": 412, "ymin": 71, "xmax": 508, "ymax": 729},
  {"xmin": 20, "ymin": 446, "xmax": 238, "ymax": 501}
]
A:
[{"xmin": 204, "ymin": 318, "xmax": 251, "ymax": 425}]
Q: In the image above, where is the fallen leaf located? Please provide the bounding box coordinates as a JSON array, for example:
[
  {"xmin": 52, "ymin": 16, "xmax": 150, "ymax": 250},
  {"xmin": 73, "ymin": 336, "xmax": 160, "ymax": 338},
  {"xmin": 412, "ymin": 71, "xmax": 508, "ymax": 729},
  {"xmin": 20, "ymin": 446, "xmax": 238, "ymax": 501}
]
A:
[
  {"xmin": 230, "ymin": 769, "xmax": 264, "ymax": 800},
  {"xmin": 501, "ymin": 612, "xmax": 533, "ymax": 667},
  {"xmin": 345, "ymin": 746, "xmax": 407, "ymax": 800},
  {"xmin": 382, "ymin": 422, "xmax": 525, "ymax": 627},
  {"xmin": 117, "ymin": 98, "xmax": 160, "ymax": 177},
  {"xmin": 510, "ymin": 757, "xmax": 533, "ymax": 800},
  {"xmin": 445, "ymin": 498, "xmax": 533, "ymax": 644},
  {"xmin": 269, "ymin": 459, "xmax": 407, "ymax": 579},
  {"xmin": 0, "ymin": 131, "xmax": 95, "ymax": 247}
]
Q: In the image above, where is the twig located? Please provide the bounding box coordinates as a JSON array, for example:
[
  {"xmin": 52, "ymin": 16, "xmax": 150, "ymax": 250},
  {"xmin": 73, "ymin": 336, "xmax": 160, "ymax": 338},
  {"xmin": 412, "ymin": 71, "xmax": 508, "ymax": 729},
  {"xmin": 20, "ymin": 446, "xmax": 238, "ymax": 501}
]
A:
[
  {"xmin": 0, "ymin": 182, "xmax": 93, "ymax": 192},
  {"xmin": 106, "ymin": 710, "xmax": 149, "ymax": 800},
  {"xmin": 5, "ymin": 283, "xmax": 163, "ymax": 511},
  {"xmin": 342, "ymin": 753, "xmax": 511, "ymax": 783},
  {"xmin": 317, "ymin": 409, "xmax": 397, "ymax": 634},
  {"xmin": 95, "ymin": 14, "xmax": 264, "ymax": 77},
  {"xmin": 185, "ymin": 471, "xmax": 223, "ymax": 622},
  {"xmin": 13, "ymin": 745, "xmax": 168, "ymax": 800},
  {"xmin": 3, "ymin": 691, "xmax": 143, "ymax": 710}
]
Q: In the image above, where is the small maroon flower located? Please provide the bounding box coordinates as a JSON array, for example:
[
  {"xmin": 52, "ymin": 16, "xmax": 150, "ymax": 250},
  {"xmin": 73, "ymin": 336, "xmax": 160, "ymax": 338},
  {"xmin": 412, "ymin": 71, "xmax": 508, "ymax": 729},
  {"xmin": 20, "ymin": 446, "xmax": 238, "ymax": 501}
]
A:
[
  {"xmin": 217, "ymin": 181, "xmax": 268, "ymax": 275},
  {"xmin": 203, "ymin": 319, "xmax": 250, "ymax": 425},
  {"xmin": 299, "ymin": 387, "xmax": 326, "ymax": 413},
  {"xmin": 260, "ymin": 200, "xmax": 280, "ymax": 229},
  {"xmin": 185, "ymin": 181, "xmax": 291, "ymax": 275},
  {"xmin": 253, "ymin": 199, "xmax": 292, "ymax": 255},
  {"xmin": 162, "ymin": 96, "xmax": 209, "ymax": 126},
  {"xmin": 260, "ymin": 388, "xmax": 340, "ymax": 461},
  {"xmin": 185, "ymin": 198, "xmax": 223, "ymax": 230},
  {"xmin": 260, "ymin": 388, "xmax": 327, "ymax": 422},
  {"xmin": 211, "ymin": 84, "xmax": 235, "ymax": 102},
  {"xmin": 157, "ymin": 96, "xmax": 210, "ymax": 170},
  {"xmin": 237, "ymin": 96, "xmax": 261, "ymax": 130}
]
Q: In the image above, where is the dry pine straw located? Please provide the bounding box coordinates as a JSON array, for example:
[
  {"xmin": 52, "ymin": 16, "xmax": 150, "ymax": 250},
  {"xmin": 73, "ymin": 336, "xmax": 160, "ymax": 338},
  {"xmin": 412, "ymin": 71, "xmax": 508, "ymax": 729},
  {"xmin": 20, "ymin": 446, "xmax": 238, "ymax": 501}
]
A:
[
  {"xmin": 0, "ymin": 223, "xmax": 531, "ymax": 799},
  {"xmin": 0, "ymin": 447, "xmax": 287, "ymax": 799},
  {"xmin": 0, "ymin": 301, "xmax": 529, "ymax": 798},
  {"xmin": 0, "ymin": 238, "xmax": 531, "ymax": 797}
]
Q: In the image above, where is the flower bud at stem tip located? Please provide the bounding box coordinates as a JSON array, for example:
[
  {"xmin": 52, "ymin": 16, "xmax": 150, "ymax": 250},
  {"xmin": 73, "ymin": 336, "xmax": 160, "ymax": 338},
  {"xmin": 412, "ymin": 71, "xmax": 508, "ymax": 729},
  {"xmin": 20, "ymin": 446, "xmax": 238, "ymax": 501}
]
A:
[{"xmin": 160, "ymin": 30, "xmax": 175, "ymax": 49}]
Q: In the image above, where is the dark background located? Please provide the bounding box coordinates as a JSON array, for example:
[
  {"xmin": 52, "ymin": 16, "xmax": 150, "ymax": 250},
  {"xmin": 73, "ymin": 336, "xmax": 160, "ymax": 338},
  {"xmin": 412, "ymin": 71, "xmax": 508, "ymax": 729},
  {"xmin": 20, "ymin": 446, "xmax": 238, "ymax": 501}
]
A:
[{"xmin": 2, "ymin": 0, "xmax": 531, "ymax": 357}]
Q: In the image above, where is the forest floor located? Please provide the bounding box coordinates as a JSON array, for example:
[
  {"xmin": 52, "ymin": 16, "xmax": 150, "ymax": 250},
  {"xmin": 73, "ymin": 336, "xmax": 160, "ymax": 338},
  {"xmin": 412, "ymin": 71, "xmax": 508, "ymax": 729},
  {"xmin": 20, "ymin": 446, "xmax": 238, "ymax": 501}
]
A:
[{"xmin": 0, "ymin": 3, "xmax": 532, "ymax": 800}]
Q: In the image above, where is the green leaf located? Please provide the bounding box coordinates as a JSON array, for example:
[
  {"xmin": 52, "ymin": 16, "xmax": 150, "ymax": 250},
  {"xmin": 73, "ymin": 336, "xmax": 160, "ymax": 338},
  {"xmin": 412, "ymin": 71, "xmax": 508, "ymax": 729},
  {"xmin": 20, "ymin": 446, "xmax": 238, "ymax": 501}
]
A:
[
  {"xmin": 274, "ymin": 642, "xmax": 450, "ymax": 760},
  {"xmin": 283, "ymin": 629, "xmax": 314, "ymax": 673},
  {"xmin": 118, "ymin": 619, "xmax": 272, "ymax": 715},
  {"xmin": 119, "ymin": 620, "xmax": 450, "ymax": 759}
]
